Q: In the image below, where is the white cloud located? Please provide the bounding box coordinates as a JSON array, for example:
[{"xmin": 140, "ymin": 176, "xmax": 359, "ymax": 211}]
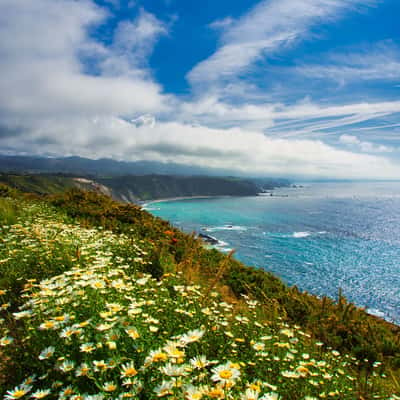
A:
[
  {"xmin": 113, "ymin": 9, "xmax": 167, "ymax": 62},
  {"xmin": 296, "ymin": 41, "xmax": 400, "ymax": 83},
  {"xmin": 3, "ymin": 117, "xmax": 400, "ymax": 179},
  {"xmin": 0, "ymin": 0, "xmax": 168, "ymax": 122},
  {"xmin": 178, "ymin": 96, "xmax": 400, "ymax": 135},
  {"xmin": 339, "ymin": 134, "xmax": 394, "ymax": 153},
  {"xmin": 208, "ymin": 17, "xmax": 235, "ymax": 31},
  {"xmin": 188, "ymin": 0, "xmax": 376, "ymax": 86},
  {"xmin": 2, "ymin": 0, "xmax": 400, "ymax": 179},
  {"xmin": 99, "ymin": 8, "xmax": 168, "ymax": 78}
]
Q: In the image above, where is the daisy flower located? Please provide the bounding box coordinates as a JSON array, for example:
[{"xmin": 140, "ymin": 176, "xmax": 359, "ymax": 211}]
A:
[
  {"xmin": 5, "ymin": 385, "xmax": 32, "ymax": 400},
  {"xmin": 59, "ymin": 360, "xmax": 75, "ymax": 373},
  {"xmin": 75, "ymin": 363, "xmax": 91, "ymax": 377},
  {"xmin": 31, "ymin": 389, "xmax": 51, "ymax": 399},
  {"xmin": 80, "ymin": 343, "xmax": 96, "ymax": 353},
  {"xmin": 180, "ymin": 329, "xmax": 205, "ymax": 345},
  {"xmin": 102, "ymin": 382, "xmax": 117, "ymax": 392},
  {"xmin": 120, "ymin": 362, "xmax": 138, "ymax": 378},
  {"xmin": 154, "ymin": 380, "xmax": 174, "ymax": 397},
  {"xmin": 160, "ymin": 363, "xmax": 187, "ymax": 377},
  {"xmin": 190, "ymin": 355, "xmax": 211, "ymax": 369},
  {"xmin": 184, "ymin": 385, "xmax": 204, "ymax": 400},
  {"xmin": 241, "ymin": 389, "xmax": 259, "ymax": 400},
  {"xmin": 125, "ymin": 327, "xmax": 140, "ymax": 339},
  {"xmin": 211, "ymin": 363, "xmax": 240, "ymax": 384},
  {"xmin": 38, "ymin": 346, "xmax": 55, "ymax": 360},
  {"xmin": 0, "ymin": 336, "xmax": 14, "ymax": 346}
]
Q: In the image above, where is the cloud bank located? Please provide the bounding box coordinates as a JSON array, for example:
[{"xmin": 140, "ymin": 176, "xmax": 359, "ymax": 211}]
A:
[{"xmin": 1, "ymin": 0, "xmax": 400, "ymax": 179}]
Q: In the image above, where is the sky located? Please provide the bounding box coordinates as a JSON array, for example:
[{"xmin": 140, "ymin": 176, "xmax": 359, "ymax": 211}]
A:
[{"xmin": 1, "ymin": 0, "xmax": 400, "ymax": 178}]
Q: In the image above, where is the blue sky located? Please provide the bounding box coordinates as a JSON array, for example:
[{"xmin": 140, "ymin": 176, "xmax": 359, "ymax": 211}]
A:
[{"xmin": 0, "ymin": 0, "xmax": 400, "ymax": 178}]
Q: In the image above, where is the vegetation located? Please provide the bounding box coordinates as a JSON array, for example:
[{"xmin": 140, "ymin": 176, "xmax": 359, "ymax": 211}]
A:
[
  {"xmin": 0, "ymin": 173, "xmax": 76, "ymax": 196},
  {"xmin": 0, "ymin": 185, "xmax": 399, "ymax": 399},
  {"xmin": 0, "ymin": 173, "xmax": 267, "ymax": 202},
  {"xmin": 97, "ymin": 175, "xmax": 260, "ymax": 201}
]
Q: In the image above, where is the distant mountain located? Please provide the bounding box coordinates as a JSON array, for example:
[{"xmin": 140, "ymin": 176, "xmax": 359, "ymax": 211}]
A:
[
  {"xmin": 0, "ymin": 155, "xmax": 226, "ymax": 176},
  {"xmin": 0, "ymin": 156, "xmax": 291, "ymax": 187}
]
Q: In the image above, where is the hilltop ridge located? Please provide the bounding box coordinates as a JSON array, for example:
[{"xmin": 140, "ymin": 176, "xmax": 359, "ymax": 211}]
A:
[{"xmin": 0, "ymin": 172, "xmax": 289, "ymax": 202}]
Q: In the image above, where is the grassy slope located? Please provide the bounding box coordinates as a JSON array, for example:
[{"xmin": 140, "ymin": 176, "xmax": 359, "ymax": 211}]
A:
[
  {"xmin": 97, "ymin": 175, "xmax": 260, "ymax": 201},
  {"xmin": 0, "ymin": 185, "xmax": 399, "ymax": 397},
  {"xmin": 47, "ymin": 189, "xmax": 400, "ymax": 366},
  {"xmin": 0, "ymin": 174, "xmax": 76, "ymax": 195},
  {"xmin": 0, "ymin": 173, "xmax": 261, "ymax": 202}
]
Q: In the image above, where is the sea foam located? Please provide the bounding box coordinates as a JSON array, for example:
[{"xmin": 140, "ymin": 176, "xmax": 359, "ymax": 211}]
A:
[
  {"xmin": 293, "ymin": 231, "xmax": 311, "ymax": 238},
  {"xmin": 205, "ymin": 225, "xmax": 248, "ymax": 232}
]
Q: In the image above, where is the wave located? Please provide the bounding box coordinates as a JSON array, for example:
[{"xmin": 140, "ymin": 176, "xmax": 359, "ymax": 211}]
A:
[
  {"xmin": 213, "ymin": 240, "xmax": 233, "ymax": 253},
  {"xmin": 200, "ymin": 234, "xmax": 231, "ymax": 251},
  {"xmin": 203, "ymin": 225, "xmax": 248, "ymax": 232},
  {"xmin": 266, "ymin": 231, "xmax": 328, "ymax": 239},
  {"xmin": 218, "ymin": 247, "xmax": 233, "ymax": 253},
  {"xmin": 366, "ymin": 308, "xmax": 386, "ymax": 319},
  {"xmin": 293, "ymin": 231, "xmax": 311, "ymax": 238}
]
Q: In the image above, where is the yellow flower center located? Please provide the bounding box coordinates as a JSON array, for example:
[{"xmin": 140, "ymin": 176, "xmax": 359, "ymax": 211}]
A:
[
  {"xmin": 208, "ymin": 388, "xmax": 224, "ymax": 399},
  {"xmin": 124, "ymin": 367, "xmax": 138, "ymax": 377},
  {"xmin": 13, "ymin": 390, "xmax": 27, "ymax": 398},
  {"xmin": 219, "ymin": 370, "xmax": 233, "ymax": 379},
  {"xmin": 170, "ymin": 349, "xmax": 184, "ymax": 358},
  {"xmin": 153, "ymin": 353, "xmax": 168, "ymax": 362},
  {"xmin": 127, "ymin": 329, "xmax": 140, "ymax": 339}
]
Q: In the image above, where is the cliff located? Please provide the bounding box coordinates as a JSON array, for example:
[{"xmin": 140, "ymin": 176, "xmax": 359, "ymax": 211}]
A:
[{"xmin": 0, "ymin": 173, "xmax": 277, "ymax": 202}]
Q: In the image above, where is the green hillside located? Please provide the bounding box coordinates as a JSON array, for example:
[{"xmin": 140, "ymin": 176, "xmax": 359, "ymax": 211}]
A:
[
  {"xmin": 0, "ymin": 173, "xmax": 266, "ymax": 202},
  {"xmin": 0, "ymin": 185, "xmax": 399, "ymax": 399},
  {"xmin": 0, "ymin": 173, "xmax": 76, "ymax": 195},
  {"xmin": 97, "ymin": 175, "xmax": 260, "ymax": 201}
]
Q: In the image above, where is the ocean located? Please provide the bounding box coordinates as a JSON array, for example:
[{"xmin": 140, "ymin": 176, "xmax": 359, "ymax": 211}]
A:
[{"xmin": 145, "ymin": 182, "xmax": 400, "ymax": 324}]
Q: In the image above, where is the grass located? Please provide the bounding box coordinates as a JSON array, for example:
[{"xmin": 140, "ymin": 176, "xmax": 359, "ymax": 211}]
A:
[
  {"xmin": 0, "ymin": 185, "xmax": 399, "ymax": 399},
  {"xmin": 0, "ymin": 174, "xmax": 76, "ymax": 196}
]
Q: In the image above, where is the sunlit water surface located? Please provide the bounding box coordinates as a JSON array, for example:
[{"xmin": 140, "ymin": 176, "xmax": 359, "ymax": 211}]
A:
[{"xmin": 147, "ymin": 182, "xmax": 400, "ymax": 324}]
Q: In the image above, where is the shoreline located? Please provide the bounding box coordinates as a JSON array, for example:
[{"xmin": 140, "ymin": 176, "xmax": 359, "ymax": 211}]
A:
[
  {"xmin": 140, "ymin": 190, "xmax": 400, "ymax": 327},
  {"xmin": 141, "ymin": 194, "xmax": 236, "ymax": 207},
  {"xmin": 141, "ymin": 190, "xmax": 292, "ymax": 207}
]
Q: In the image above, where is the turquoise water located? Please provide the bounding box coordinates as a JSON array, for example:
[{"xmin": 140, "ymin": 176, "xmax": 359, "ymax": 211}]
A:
[{"xmin": 146, "ymin": 182, "xmax": 400, "ymax": 324}]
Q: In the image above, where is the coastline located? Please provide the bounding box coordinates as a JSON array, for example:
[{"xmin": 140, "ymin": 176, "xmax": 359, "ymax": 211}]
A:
[
  {"xmin": 141, "ymin": 190, "xmax": 291, "ymax": 207},
  {"xmin": 141, "ymin": 194, "xmax": 236, "ymax": 207},
  {"xmin": 141, "ymin": 185, "xmax": 400, "ymax": 326}
]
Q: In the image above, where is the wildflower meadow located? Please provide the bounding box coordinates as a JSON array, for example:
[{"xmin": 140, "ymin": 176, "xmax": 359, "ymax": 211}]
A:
[{"xmin": 0, "ymin": 192, "xmax": 399, "ymax": 399}]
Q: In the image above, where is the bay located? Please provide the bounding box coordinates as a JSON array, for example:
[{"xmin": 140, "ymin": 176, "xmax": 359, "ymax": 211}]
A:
[{"xmin": 147, "ymin": 182, "xmax": 400, "ymax": 324}]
